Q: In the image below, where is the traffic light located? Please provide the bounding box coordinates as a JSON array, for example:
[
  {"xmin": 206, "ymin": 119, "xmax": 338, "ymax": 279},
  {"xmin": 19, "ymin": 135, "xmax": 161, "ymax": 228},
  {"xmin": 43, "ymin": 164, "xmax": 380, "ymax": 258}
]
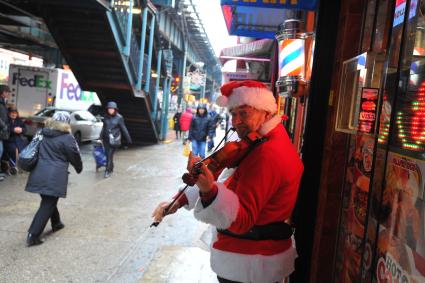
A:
[{"xmin": 175, "ymin": 76, "xmax": 180, "ymax": 83}]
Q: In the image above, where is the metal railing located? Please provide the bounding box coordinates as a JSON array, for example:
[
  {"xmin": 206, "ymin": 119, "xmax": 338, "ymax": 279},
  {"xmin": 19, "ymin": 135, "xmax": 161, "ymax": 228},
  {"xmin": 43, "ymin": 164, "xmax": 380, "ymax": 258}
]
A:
[{"xmin": 129, "ymin": 35, "xmax": 140, "ymax": 80}]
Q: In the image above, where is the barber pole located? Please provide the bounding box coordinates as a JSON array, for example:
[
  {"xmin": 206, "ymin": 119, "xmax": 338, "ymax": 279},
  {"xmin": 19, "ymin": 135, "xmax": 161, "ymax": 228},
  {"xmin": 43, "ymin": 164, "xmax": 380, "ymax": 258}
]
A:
[{"xmin": 279, "ymin": 39, "xmax": 305, "ymax": 78}]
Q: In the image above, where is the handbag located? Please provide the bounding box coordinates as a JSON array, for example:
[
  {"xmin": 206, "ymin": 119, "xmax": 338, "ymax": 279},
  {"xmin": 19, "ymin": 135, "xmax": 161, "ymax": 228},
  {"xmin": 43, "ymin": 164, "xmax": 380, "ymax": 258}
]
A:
[
  {"xmin": 0, "ymin": 118, "xmax": 9, "ymax": 140},
  {"xmin": 18, "ymin": 131, "xmax": 43, "ymax": 171},
  {"xmin": 0, "ymin": 125, "xmax": 9, "ymax": 140},
  {"xmin": 108, "ymin": 129, "xmax": 121, "ymax": 147},
  {"xmin": 183, "ymin": 142, "xmax": 191, "ymax": 157}
]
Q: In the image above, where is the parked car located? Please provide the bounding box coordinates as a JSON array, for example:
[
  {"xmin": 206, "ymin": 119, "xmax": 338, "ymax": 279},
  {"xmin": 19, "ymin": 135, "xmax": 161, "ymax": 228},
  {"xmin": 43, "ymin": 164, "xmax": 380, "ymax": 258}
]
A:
[{"xmin": 25, "ymin": 107, "xmax": 103, "ymax": 143}]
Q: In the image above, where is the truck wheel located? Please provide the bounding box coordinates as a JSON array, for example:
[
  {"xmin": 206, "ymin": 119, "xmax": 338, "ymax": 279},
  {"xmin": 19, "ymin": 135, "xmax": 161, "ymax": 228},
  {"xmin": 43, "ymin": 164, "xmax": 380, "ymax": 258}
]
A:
[{"xmin": 74, "ymin": 132, "xmax": 82, "ymax": 145}]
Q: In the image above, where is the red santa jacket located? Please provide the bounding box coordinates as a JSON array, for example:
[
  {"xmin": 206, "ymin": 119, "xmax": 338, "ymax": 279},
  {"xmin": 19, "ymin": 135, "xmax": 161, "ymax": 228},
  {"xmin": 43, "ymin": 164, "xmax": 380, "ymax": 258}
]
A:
[{"xmin": 188, "ymin": 115, "xmax": 304, "ymax": 282}]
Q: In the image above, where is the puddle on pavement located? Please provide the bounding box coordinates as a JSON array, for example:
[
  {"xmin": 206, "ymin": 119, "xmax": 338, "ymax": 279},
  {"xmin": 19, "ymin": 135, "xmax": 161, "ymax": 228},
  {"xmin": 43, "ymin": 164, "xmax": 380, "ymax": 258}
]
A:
[{"xmin": 140, "ymin": 246, "xmax": 217, "ymax": 283}]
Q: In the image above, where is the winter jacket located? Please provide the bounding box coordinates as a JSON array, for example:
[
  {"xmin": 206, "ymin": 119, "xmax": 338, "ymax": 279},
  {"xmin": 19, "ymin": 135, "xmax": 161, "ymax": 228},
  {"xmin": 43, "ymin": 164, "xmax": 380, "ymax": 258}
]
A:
[
  {"xmin": 188, "ymin": 113, "xmax": 214, "ymax": 142},
  {"xmin": 25, "ymin": 119, "xmax": 83, "ymax": 198},
  {"xmin": 101, "ymin": 113, "xmax": 132, "ymax": 145},
  {"xmin": 173, "ymin": 112, "xmax": 182, "ymax": 131},
  {"xmin": 6, "ymin": 117, "xmax": 26, "ymax": 143},
  {"xmin": 0, "ymin": 98, "xmax": 7, "ymax": 140},
  {"xmin": 179, "ymin": 109, "xmax": 193, "ymax": 131}
]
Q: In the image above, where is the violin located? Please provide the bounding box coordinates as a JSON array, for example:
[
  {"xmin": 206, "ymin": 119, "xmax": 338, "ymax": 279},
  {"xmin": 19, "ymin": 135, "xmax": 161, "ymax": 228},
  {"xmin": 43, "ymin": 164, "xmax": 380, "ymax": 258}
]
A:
[{"xmin": 150, "ymin": 129, "xmax": 266, "ymax": 227}]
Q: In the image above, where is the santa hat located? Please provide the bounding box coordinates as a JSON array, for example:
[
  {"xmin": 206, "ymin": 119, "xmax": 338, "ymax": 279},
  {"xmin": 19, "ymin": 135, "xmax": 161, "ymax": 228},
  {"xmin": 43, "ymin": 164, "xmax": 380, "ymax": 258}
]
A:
[{"xmin": 216, "ymin": 80, "xmax": 277, "ymax": 113}]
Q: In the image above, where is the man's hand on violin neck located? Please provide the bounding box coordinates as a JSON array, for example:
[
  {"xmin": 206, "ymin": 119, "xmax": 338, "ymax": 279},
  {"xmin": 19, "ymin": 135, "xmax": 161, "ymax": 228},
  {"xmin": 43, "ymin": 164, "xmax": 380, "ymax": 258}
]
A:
[
  {"xmin": 195, "ymin": 163, "xmax": 215, "ymax": 193},
  {"xmin": 187, "ymin": 152, "xmax": 201, "ymax": 171},
  {"xmin": 187, "ymin": 152, "xmax": 214, "ymax": 193}
]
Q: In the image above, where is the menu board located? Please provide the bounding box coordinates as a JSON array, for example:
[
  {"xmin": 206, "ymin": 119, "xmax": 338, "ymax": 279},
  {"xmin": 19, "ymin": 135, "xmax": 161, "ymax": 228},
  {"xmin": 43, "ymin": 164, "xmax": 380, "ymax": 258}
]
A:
[{"xmin": 358, "ymin": 88, "xmax": 379, "ymax": 134}]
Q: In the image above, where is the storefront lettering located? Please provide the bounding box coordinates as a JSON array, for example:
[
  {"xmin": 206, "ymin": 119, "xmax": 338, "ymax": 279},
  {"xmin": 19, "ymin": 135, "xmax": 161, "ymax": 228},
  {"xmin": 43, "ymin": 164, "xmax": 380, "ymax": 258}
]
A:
[
  {"xmin": 393, "ymin": 0, "xmax": 406, "ymax": 27},
  {"xmin": 359, "ymin": 112, "xmax": 376, "ymax": 121},
  {"xmin": 376, "ymin": 255, "xmax": 410, "ymax": 283},
  {"xmin": 11, "ymin": 72, "xmax": 52, "ymax": 89},
  {"xmin": 392, "ymin": 157, "xmax": 416, "ymax": 171}
]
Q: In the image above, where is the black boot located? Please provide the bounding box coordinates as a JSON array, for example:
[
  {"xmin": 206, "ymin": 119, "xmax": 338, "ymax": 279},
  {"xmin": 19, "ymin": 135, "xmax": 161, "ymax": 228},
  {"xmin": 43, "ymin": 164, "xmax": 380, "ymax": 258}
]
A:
[
  {"xmin": 26, "ymin": 233, "xmax": 43, "ymax": 247},
  {"xmin": 52, "ymin": 222, "xmax": 65, "ymax": 232}
]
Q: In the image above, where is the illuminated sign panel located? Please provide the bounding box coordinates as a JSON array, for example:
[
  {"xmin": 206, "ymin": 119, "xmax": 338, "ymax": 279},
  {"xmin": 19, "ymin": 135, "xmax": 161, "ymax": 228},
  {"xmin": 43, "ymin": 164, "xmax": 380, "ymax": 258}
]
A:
[
  {"xmin": 220, "ymin": 0, "xmax": 317, "ymax": 10},
  {"xmin": 358, "ymin": 88, "xmax": 379, "ymax": 134}
]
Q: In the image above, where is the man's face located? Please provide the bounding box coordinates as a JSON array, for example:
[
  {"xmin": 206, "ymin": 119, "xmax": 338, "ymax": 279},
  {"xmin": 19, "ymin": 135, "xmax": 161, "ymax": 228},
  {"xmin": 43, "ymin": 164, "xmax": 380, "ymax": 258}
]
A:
[
  {"xmin": 230, "ymin": 105, "xmax": 268, "ymax": 138},
  {"xmin": 9, "ymin": 112, "xmax": 17, "ymax": 119},
  {"xmin": 1, "ymin": 89, "xmax": 10, "ymax": 99},
  {"xmin": 198, "ymin": 108, "xmax": 205, "ymax": 115}
]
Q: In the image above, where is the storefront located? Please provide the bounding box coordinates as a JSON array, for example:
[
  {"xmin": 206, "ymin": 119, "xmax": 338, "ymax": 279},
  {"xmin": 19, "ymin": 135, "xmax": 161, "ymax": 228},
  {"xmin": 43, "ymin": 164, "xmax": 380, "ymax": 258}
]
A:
[
  {"xmin": 220, "ymin": 1, "xmax": 317, "ymax": 153},
  {"xmin": 315, "ymin": 0, "xmax": 425, "ymax": 282}
]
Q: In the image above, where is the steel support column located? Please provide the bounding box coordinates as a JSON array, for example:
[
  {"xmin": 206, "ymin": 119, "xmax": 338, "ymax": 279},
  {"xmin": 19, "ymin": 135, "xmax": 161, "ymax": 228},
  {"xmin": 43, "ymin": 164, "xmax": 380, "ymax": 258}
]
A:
[
  {"xmin": 123, "ymin": 0, "xmax": 133, "ymax": 56},
  {"xmin": 136, "ymin": 8, "xmax": 148, "ymax": 90},
  {"xmin": 178, "ymin": 52, "xmax": 187, "ymax": 107},
  {"xmin": 152, "ymin": 49, "xmax": 162, "ymax": 119},
  {"xmin": 160, "ymin": 77, "xmax": 170, "ymax": 140},
  {"xmin": 144, "ymin": 14, "xmax": 156, "ymax": 94}
]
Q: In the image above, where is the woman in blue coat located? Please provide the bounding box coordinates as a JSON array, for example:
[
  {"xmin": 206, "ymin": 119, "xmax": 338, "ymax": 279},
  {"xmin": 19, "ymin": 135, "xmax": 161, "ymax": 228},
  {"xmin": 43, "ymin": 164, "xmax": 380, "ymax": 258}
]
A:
[
  {"xmin": 188, "ymin": 104, "xmax": 214, "ymax": 159},
  {"xmin": 25, "ymin": 111, "xmax": 82, "ymax": 247}
]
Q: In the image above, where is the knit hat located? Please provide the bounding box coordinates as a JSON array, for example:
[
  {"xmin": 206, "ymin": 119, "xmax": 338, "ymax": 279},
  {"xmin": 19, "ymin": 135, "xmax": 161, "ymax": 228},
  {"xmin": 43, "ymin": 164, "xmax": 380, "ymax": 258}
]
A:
[
  {"xmin": 216, "ymin": 80, "xmax": 277, "ymax": 113},
  {"xmin": 107, "ymin": 101, "xmax": 118, "ymax": 110},
  {"xmin": 52, "ymin": 111, "xmax": 71, "ymax": 124}
]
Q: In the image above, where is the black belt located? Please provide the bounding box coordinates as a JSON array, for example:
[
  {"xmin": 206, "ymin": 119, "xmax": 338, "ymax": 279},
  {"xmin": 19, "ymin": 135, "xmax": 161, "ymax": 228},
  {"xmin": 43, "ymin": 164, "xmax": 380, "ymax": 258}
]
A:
[{"xmin": 217, "ymin": 222, "xmax": 294, "ymax": 241}]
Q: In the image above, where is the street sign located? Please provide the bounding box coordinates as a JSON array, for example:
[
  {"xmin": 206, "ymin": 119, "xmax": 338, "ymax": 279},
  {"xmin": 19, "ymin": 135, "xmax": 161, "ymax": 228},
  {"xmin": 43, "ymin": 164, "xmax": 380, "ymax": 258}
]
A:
[{"xmin": 162, "ymin": 49, "xmax": 173, "ymax": 77}]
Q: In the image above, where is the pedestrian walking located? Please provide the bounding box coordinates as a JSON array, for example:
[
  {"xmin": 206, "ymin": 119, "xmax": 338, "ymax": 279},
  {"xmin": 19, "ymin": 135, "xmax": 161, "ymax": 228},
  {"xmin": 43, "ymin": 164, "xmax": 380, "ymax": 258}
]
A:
[
  {"xmin": 100, "ymin": 101, "xmax": 132, "ymax": 178},
  {"xmin": 0, "ymin": 85, "xmax": 10, "ymax": 181},
  {"xmin": 25, "ymin": 111, "xmax": 82, "ymax": 247},
  {"xmin": 4, "ymin": 106, "xmax": 27, "ymax": 174},
  {"xmin": 153, "ymin": 80, "xmax": 304, "ymax": 283},
  {"xmin": 172, "ymin": 108, "xmax": 182, "ymax": 140},
  {"xmin": 188, "ymin": 104, "xmax": 214, "ymax": 159},
  {"xmin": 207, "ymin": 105, "xmax": 222, "ymax": 152},
  {"xmin": 179, "ymin": 107, "xmax": 193, "ymax": 145}
]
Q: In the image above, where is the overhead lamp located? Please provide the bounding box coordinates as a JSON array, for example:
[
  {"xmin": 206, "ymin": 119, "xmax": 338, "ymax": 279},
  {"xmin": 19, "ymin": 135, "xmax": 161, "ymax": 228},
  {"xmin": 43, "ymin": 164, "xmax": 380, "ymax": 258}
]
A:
[{"xmin": 275, "ymin": 19, "xmax": 311, "ymax": 98}]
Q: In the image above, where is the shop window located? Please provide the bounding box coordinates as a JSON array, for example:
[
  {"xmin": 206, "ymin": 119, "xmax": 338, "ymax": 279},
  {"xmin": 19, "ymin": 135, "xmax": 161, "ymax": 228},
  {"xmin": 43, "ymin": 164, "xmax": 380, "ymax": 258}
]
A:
[{"xmin": 336, "ymin": 52, "xmax": 385, "ymax": 134}]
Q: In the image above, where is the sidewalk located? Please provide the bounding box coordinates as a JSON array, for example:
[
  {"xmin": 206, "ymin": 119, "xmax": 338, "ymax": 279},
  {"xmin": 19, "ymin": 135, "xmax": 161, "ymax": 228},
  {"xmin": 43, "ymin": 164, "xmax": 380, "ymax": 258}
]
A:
[{"xmin": 0, "ymin": 139, "xmax": 217, "ymax": 282}]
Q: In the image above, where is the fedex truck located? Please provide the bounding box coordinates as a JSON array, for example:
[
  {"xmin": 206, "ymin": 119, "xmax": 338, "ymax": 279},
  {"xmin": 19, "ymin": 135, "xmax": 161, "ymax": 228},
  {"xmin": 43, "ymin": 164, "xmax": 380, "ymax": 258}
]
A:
[{"xmin": 8, "ymin": 64, "xmax": 101, "ymax": 118}]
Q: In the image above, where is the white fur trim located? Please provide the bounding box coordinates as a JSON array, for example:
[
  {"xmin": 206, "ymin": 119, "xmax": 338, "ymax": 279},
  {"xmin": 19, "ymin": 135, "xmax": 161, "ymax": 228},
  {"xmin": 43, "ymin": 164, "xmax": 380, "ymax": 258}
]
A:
[
  {"xmin": 216, "ymin": 95, "xmax": 228, "ymax": 107},
  {"xmin": 194, "ymin": 182, "xmax": 239, "ymax": 229},
  {"xmin": 210, "ymin": 237, "xmax": 298, "ymax": 283},
  {"xmin": 258, "ymin": 114, "xmax": 282, "ymax": 136},
  {"xmin": 226, "ymin": 86, "xmax": 277, "ymax": 113},
  {"xmin": 182, "ymin": 185, "xmax": 200, "ymax": 210},
  {"xmin": 217, "ymin": 168, "xmax": 235, "ymax": 183}
]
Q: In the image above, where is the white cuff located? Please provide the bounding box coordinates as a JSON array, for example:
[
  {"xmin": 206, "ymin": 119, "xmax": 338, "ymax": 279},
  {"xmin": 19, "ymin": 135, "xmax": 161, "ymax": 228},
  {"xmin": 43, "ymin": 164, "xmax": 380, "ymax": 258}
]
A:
[
  {"xmin": 194, "ymin": 183, "xmax": 239, "ymax": 229},
  {"xmin": 183, "ymin": 185, "xmax": 200, "ymax": 210}
]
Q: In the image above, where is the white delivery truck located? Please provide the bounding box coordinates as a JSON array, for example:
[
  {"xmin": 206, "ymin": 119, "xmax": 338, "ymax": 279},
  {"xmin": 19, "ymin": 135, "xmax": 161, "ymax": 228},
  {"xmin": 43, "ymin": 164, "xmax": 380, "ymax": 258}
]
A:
[{"xmin": 8, "ymin": 64, "xmax": 101, "ymax": 117}]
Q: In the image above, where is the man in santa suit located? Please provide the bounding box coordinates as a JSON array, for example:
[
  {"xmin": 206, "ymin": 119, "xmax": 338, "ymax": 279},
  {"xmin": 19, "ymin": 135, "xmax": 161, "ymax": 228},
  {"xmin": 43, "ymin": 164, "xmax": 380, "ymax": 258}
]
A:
[{"xmin": 152, "ymin": 80, "xmax": 304, "ymax": 283}]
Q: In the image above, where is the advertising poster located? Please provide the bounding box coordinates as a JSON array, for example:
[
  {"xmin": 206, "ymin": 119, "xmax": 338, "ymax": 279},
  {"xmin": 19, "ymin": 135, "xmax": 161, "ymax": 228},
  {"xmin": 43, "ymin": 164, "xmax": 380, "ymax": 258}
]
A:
[
  {"xmin": 375, "ymin": 152, "xmax": 425, "ymax": 283},
  {"xmin": 336, "ymin": 134, "xmax": 375, "ymax": 283}
]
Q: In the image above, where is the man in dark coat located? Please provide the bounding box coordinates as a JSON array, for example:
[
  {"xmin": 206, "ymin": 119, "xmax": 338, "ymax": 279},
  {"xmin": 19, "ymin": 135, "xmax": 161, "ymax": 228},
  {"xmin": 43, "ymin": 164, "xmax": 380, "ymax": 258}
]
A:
[
  {"xmin": 100, "ymin": 101, "xmax": 132, "ymax": 178},
  {"xmin": 0, "ymin": 85, "xmax": 10, "ymax": 181},
  {"xmin": 25, "ymin": 111, "xmax": 82, "ymax": 246},
  {"xmin": 188, "ymin": 104, "xmax": 214, "ymax": 159},
  {"xmin": 5, "ymin": 106, "xmax": 26, "ymax": 170}
]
